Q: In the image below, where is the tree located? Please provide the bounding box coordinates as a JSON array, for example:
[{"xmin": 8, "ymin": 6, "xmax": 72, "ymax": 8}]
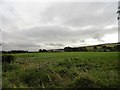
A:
[
  {"xmin": 117, "ymin": 1, "xmax": 120, "ymax": 20},
  {"xmin": 39, "ymin": 49, "xmax": 47, "ymax": 52},
  {"xmin": 39, "ymin": 49, "xmax": 42, "ymax": 52},
  {"xmin": 102, "ymin": 46, "xmax": 106, "ymax": 49},
  {"xmin": 94, "ymin": 46, "xmax": 97, "ymax": 49}
]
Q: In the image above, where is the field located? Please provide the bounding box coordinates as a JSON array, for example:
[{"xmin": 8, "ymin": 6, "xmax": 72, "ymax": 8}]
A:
[{"xmin": 2, "ymin": 52, "xmax": 119, "ymax": 88}]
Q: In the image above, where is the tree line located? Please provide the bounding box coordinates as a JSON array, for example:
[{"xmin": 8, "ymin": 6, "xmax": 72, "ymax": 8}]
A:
[
  {"xmin": 64, "ymin": 45, "xmax": 120, "ymax": 52},
  {"xmin": 1, "ymin": 44, "xmax": 120, "ymax": 54}
]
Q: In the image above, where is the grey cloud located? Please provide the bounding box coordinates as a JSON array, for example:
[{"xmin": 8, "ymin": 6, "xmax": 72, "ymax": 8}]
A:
[
  {"xmin": 2, "ymin": 24, "xmax": 117, "ymax": 47},
  {"xmin": 2, "ymin": 42, "xmax": 40, "ymax": 51},
  {"xmin": 93, "ymin": 34, "xmax": 105, "ymax": 42},
  {"xmin": 2, "ymin": 31, "xmax": 27, "ymax": 42},
  {"xmin": 45, "ymin": 43, "xmax": 65, "ymax": 47},
  {"xmin": 2, "ymin": 4, "xmax": 18, "ymax": 25},
  {"xmin": 1, "ymin": 2, "xmax": 118, "ymax": 51},
  {"xmin": 17, "ymin": 25, "xmax": 80, "ymax": 42},
  {"xmin": 80, "ymin": 40, "xmax": 85, "ymax": 43},
  {"xmin": 18, "ymin": 25, "xmax": 100, "ymax": 42},
  {"xmin": 41, "ymin": 2, "xmax": 117, "ymax": 27}
]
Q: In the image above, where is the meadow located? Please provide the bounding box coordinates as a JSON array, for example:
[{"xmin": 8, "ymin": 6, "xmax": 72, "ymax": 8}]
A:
[{"xmin": 2, "ymin": 52, "xmax": 119, "ymax": 88}]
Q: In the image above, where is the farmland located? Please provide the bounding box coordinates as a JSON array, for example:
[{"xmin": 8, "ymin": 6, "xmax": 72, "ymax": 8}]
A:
[{"xmin": 2, "ymin": 52, "xmax": 119, "ymax": 88}]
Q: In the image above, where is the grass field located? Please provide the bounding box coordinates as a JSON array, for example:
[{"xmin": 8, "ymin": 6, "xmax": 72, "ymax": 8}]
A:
[{"xmin": 2, "ymin": 52, "xmax": 119, "ymax": 88}]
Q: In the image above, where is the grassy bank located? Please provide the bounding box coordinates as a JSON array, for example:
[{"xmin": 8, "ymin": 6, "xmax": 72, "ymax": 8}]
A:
[{"xmin": 2, "ymin": 52, "xmax": 119, "ymax": 88}]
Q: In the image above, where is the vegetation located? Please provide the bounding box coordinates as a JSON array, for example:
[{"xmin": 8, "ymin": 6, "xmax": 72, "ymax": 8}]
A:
[
  {"xmin": 64, "ymin": 43, "xmax": 120, "ymax": 52},
  {"xmin": 2, "ymin": 52, "xmax": 119, "ymax": 88},
  {"xmin": 117, "ymin": 1, "xmax": 120, "ymax": 20},
  {"xmin": 2, "ymin": 54, "xmax": 15, "ymax": 63},
  {"xmin": 1, "ymin": 42, "xmax": 120, "ymax": 54}
]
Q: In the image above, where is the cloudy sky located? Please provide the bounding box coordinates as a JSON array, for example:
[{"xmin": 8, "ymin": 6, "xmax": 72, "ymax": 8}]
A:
[{"xmin": 0, "ymin": 0, "xmax": 119, "ymax": 51}]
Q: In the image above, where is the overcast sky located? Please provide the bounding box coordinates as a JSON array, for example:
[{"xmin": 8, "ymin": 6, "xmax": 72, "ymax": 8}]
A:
[{"xmin": 0, "ymin": 0, "xmax": 119, "ymax": 51}]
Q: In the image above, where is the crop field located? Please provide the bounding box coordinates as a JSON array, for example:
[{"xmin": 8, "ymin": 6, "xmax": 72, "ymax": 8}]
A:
[{"xmin": 2, "ymin": 52, "xmax": 119, "ymax": 88}]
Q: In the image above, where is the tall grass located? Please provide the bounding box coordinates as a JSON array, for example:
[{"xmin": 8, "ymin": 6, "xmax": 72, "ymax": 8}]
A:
[{"xmin": 2, "ymin": 52, "xmax": 119, "ymax": 88}]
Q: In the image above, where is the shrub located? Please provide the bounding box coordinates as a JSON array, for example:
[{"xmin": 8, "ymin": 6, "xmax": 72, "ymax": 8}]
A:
[{"xmin": 2, "ymin": 54, "xmax": 14, "ymax": 63}]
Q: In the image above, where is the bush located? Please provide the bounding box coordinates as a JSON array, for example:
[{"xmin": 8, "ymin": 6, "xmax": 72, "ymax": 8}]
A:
[{"xmin": 2, "ymin": 54, "xmax": 14, "ymax": 63}]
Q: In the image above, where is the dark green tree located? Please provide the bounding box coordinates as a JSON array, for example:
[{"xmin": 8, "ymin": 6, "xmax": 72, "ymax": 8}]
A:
[{"xmin": 117, "ymin": 1, "xmax": 120, "ymax": 20}]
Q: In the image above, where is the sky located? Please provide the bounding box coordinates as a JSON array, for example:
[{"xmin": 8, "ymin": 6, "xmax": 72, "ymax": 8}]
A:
[{"xmin": 0, "ymin": 0, "xmax": 119, "ymax": 51}]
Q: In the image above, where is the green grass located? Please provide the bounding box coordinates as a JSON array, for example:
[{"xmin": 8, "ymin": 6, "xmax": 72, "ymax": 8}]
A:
[{"xmin": 2, "ymin": 52, "xmax": 119, "ymax": 88}]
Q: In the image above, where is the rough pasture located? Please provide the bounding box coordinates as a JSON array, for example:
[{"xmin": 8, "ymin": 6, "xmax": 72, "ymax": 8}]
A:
[{"xmin": 2, "ymin": 52, "xmax": 119, "ymax": 88}]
